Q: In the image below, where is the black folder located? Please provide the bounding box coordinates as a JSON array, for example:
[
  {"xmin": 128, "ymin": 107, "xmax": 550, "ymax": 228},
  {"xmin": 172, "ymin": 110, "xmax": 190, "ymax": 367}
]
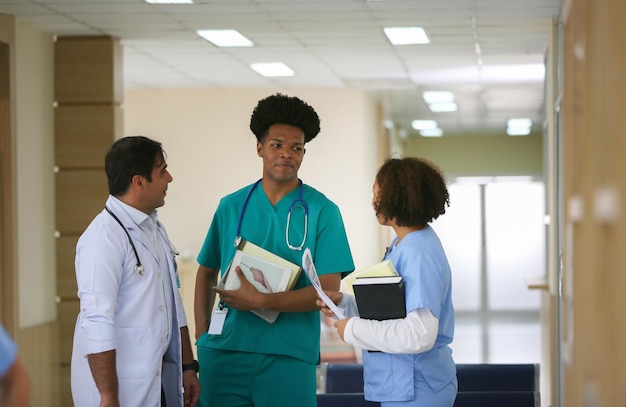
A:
[{"xmin": 353, "ymin": 276, "xmax": 406, "ymax": 320}]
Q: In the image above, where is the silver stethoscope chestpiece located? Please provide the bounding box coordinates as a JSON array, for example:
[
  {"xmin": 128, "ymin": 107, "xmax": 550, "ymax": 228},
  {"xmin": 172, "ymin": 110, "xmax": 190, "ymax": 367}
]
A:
[{"xmin": 135, "ymin": 264, "xmax": 144, "ymax": 275}]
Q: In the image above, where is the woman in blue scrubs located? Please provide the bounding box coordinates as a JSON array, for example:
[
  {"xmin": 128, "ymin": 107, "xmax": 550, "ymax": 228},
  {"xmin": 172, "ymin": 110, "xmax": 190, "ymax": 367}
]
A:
[{"xmin": 321, "ymin": 157, "xmax": 457, "ymax": 407}]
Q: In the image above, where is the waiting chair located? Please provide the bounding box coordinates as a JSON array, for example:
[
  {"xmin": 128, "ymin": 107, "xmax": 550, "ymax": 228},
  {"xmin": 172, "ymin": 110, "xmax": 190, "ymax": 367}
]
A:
[
  {"xmin": 323, "ymin": 363, "xmax": 365, "ymax": 393},
  {"xmin": 317, "ymin": 393, "xmax": 381, "ymax": 407},
  {"xmin": 456, "ymin": 363, "xmax": 539, "ymax": 392},
  {"xmin": 453, "ymin": 391, "xmax": 540, "ymax": 407}
]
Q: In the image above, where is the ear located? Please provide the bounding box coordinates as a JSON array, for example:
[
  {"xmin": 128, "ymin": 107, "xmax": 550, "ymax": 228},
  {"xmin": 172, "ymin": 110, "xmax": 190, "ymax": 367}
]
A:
[
  {"xmin": 256, "ymin": 141, "xmax": 263, "ymax": 157},
  {"xmin": 130, "ymin": 174, "xmax": 144, "ymax": 190}
]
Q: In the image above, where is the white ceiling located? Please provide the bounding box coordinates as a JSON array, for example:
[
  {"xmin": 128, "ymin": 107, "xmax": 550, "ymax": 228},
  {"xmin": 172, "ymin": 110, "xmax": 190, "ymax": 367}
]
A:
[{"xmin": 1, "ymin": 0, "xmax": 562, "ymax": 137}]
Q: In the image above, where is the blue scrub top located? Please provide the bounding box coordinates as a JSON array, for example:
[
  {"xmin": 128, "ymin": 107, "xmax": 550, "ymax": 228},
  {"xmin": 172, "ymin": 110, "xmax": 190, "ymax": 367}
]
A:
[
  {"xmin": 362, "ymin": 227, "xmax": 456, "ymax": 401},
  {"xmin": 197, "ymin": 181, "xmax": 354, "ymax": 364},
  {"xmin": 0, "ymin": 324, "xmax": 17, "ymax": 377}
]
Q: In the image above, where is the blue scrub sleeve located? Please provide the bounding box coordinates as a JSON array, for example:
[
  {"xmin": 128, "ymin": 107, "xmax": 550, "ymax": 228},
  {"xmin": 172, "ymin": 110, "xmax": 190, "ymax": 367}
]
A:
[{"xmin": 0, "ymin": 325, "xmax": 18, "ymax": 376}]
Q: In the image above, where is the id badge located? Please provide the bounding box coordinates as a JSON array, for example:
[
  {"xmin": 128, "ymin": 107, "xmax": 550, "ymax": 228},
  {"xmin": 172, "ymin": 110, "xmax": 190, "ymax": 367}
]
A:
[{"xmin": 208, "ymin": 308, "xmax": 228, "ymax": 335}]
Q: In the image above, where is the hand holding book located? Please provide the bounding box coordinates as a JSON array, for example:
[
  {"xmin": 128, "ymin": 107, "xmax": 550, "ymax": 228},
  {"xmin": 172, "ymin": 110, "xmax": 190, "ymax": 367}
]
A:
[
  {"xmin": 213, "ymin": 266, "xmax": 267, "ymax": 310},
  {"xmin": 215, "ymin": 246, "xmax": 299, "ymax": 323}
]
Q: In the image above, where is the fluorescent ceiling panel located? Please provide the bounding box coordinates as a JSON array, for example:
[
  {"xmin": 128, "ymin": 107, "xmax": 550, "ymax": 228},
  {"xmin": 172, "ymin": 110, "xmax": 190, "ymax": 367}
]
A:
[
  {"xmin": 250, "ymin": 62, "xmax": 295, "ymax": 77},
  {"xmin": 428, "ymin": 102, "xmax": 458, "ymax": 112},
  {"xmin": 411, "ymin": 120, "xmax": 438, "ymax": 130},
  {"xmin": 145, "ymin": 0, "xmax": 192, "ymax": 3},
  {"xmin": 507, "ymin": 118, "xmax": 532, "ymax": 128},
  {"xmin": 383, "ymin": 27, "xmax": 429, "ymax": 45},
  {"xmin": 423, "ymin": 91, "xmax": 454, "ymax": 104},
  {"xmin": 197, "ymin": 29, "xmax": 253, "ymax": 47},
  {"xmin": 419, "ymin": 128, "xmax": 444, "ymax": 137}
]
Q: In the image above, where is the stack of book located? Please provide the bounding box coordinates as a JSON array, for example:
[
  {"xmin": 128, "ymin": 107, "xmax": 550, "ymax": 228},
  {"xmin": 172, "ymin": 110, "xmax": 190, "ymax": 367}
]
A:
[{"xmin": 342, "ymin": 260, "xmax": 406, "ymax": 321}]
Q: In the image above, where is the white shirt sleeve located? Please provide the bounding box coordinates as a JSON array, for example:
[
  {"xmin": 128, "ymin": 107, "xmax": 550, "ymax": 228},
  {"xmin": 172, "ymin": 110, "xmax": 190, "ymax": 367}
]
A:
[
  {"xmin": 342, "ymin": 308, "xmax": 439, "ymax": 354},
  {"xmin": 336, "ymin": 292, "xmax": 360, "ymax": 318}
]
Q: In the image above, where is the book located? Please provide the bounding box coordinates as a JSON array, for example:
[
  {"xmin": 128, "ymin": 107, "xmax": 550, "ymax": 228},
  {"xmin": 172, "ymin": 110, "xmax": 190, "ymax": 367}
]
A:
[
  {"xmin": 219, "ymin": 240, "xmax": 302, "ymax": 323},
  {"xmin": 237, "ymin": 239, "xmax": 302, "ymax": 291},
  {"xmin": 341, "ymin": 260, "xmax": 399, "ymax": 295},
  {"xmin": 352, "ymin": 275, "xmax": 406, "ymax": 321}
]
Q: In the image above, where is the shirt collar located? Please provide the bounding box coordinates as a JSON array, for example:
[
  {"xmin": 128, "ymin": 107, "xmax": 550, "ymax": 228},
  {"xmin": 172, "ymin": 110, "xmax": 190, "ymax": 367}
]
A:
[{"xmin": 107, "ymin": 195, "xmax": 159, "ymax": 229}]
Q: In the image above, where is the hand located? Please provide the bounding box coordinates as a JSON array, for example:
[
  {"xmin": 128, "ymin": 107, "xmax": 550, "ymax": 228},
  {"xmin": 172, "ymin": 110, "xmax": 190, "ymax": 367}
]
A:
[
  {"xmin": 182, "ymin": 370, "xmax": 200, "ymax": 407},
  {"xmin": 315, "ymin": 291, "xmax": 343, "ymax": 317},
  {"xmin": 213, "ymin": 267, "xmax": 265, "ymax": 310},
  {"xmin": 334, "ymin": 318, "xmax": 349, "ymax": 341}
]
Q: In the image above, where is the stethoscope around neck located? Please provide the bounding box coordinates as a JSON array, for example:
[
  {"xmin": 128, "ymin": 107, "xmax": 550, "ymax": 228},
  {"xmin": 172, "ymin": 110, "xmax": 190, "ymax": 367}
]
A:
[
  {"xmin": 234, "ymin": 178, "xmax": 309, "ymax": 251},
  {"xmin": 105, "ymin": 206, "xmax": 179, "ymax": 275}
]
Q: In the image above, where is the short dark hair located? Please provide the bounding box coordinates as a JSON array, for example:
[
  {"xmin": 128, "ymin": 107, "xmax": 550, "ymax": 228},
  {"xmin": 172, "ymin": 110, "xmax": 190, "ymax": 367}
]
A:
[
  {"xmin": 249, "ymin": 93, "xmax": 321, "ymax": 143},
  {"xmin": 105, "ymin": 136, "xmax": 165, "ymax": 196},
  {"xmin": 374, "ymin": 157, "xmax": 450, "ymax": 226}
]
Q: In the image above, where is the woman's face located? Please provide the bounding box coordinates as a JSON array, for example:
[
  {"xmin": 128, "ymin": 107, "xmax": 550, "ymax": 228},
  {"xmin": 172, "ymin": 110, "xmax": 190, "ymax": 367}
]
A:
[{"xmin": 372, "ymin": 180, "xmax": 389, "ymax": 226}]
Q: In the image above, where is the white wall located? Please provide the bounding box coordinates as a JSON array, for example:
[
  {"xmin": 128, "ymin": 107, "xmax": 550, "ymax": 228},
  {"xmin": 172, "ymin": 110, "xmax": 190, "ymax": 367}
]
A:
[
  {"xmin": 123, "ymin": 89, "xmax": 382, "ymax": 265},
  {"xmin": 15, "ymin": 22, "xmax": 55, "ymax": 327}
]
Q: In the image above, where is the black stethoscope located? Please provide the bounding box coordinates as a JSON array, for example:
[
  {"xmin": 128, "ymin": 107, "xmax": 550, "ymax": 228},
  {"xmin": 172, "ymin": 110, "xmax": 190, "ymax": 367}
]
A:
[
  {"xmin": 234, "ymin": 178, "xmax": 309, "ymax": 251},
  {"xmin": 105, "ymin": 206, "xmax": 179, "ymax": 275}
]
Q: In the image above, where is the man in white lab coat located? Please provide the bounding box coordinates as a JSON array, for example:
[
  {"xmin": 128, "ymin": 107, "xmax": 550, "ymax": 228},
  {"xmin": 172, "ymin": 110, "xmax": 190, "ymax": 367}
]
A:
[{"xmin": 71, "ymin": 136, "xmax": 200, "ymax": 407}]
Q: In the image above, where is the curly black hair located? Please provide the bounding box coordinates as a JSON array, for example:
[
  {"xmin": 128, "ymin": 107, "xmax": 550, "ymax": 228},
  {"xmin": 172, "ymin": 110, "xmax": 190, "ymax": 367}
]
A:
[
  {"xmin": 373, "ymin": 157, "xmax": 450, "ymax": 227},
  {"xmin": 249, "ymin": 93, "xmax": 321, "ymax": 143}
]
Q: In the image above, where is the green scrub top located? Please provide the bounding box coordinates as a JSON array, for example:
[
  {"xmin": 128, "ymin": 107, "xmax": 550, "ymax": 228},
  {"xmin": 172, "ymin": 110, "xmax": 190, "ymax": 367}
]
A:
[{"xmin": 197, "ymin": 181, "xmax": 354, "ymax": 364}]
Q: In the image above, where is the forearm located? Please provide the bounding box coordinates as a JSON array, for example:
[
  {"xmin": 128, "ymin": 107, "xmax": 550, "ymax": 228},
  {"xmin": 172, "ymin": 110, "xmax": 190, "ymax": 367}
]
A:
[
  {"xmin": 87, "ymin": 350, "xmax": 119, "ymax": 406},
  {"xmin": 180, "ymin": 326, "xmax": 195, "ymax": 364},
  {"xmin": 194, "ymin": 265, "xmax": 218, "ymax": 339},
  {"xmin": 0, "ymin": 358, "xmax": 30, "ymax": 407},
  {"xmin": 260, "ymin": 273, "xmax": 341, "ymax": 312},
  {"xmin": 344, "ymin": 308, "xmax": 439, "ymax": 354}
]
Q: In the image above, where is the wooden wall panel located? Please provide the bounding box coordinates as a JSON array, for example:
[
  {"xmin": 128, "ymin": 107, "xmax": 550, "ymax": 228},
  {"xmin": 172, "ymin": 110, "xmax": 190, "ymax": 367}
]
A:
[
  {"xmin": 0, "ymin": 22, "xmax": 13, "ymax": 331},
  {"xmin": 54, "ymin": 35, "xmax": 121, "ymax": 406},
  {"xmin": 60, "ymin": 366, "xmax": 72, "ymax": 407},
  {"xmin": 15, "ymin": 322, "xmax": 60, "ymax": 407},
  {"xmin": 54, "ymin": 36, "xmax": 122, "ymax": 104},
  {"xmin": 55, "ymin": 170, "xmax": 108, "ymax": 234},
  {"xmin": 562, "ymin": 0, "xmax": 626, "ymax": 405},
  {"xmin": 56, "ymin": 235, "xmax": 79, "ymax": 299},
  {"xmin": 57, "ymin": 301, "xmax": 79, "ymax": 364},
  {"xmin": 54, "ymin": 105, "xmax": 122, "ymax": 168}
]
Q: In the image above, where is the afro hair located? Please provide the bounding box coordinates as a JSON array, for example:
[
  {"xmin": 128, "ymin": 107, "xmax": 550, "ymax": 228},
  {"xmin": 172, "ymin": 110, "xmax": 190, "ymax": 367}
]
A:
[{"xmin": 249, "ymin": 93, "xmax": 321, "ymax": 143}]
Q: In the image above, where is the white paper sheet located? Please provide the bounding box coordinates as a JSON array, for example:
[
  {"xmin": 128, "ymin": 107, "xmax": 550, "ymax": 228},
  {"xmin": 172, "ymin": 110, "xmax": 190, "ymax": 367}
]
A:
[{"xmin": 302, "ymin": 248, "xmax": 345, "ymax": 319}]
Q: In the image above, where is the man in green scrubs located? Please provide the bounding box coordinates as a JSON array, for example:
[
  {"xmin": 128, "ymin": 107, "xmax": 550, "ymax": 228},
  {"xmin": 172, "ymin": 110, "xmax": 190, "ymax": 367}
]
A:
[{"xmin": 194, "ymin": 93, "xmax": 354, "ymax": 407}]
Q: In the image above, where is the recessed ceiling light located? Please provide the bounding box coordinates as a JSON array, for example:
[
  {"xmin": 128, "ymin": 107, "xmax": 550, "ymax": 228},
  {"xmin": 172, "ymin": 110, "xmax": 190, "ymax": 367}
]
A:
[
  {"xmin": 251, "ymin": 63, "xmax": 295, "ymax": 77},
  {"xmin": 507, "ymin": 128, "xmax": 531, "ymax": 136},
  {"xmin": 411, "ymin": 120, "xmax": 438, "ymax": 130},
  {"xmin": 423, "ymin": 91, "xmax": 454, "ymax": 104},
  {"xmin": 419, "ymin": 128, "xmax": 444, "ymax": 137},
  {"xmin": 145, "ymin": 0, "xmax": 192, "ymax": 3},
  {"xmin": 507, "ymin": 118, "xmax": 532, "ymax": 136},
  {"xmin": 428, "ymin": 102, "xmax": 458, "ymax": 113},
  {"xmin": 383, "ymin": 27, "xmax": 429, "ymax": 45},
  {"xmin": 507, "ymin": 118, "xmax": 532, "ymax": 128},
  {"xmin": 197, "ymin": 29, "xmax": 253, "ymax": 47}
]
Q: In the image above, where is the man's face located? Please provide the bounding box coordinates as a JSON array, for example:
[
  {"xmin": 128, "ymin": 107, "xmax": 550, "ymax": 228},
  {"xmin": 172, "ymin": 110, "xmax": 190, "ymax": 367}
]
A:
[
  {"xmin": 142, "ymin": 154, "xmax": 173, "ymax": 212},
  {"xmin": 257, "ymin": 124, "xmax": 306, "ymax": 184}
]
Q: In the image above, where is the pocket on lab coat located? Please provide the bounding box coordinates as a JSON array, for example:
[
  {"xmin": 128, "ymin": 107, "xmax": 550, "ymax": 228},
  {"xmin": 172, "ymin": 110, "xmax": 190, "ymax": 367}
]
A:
[{"xmin": 116, "ymin": 327, "xmax": 156, "ymax": 379}]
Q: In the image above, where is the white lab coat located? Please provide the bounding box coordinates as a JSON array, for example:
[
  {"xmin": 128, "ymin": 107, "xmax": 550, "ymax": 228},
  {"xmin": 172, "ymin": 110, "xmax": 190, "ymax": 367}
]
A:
[{"xmin": 71, "ymin": 196, "xmax": 188, "ymax": 407}]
